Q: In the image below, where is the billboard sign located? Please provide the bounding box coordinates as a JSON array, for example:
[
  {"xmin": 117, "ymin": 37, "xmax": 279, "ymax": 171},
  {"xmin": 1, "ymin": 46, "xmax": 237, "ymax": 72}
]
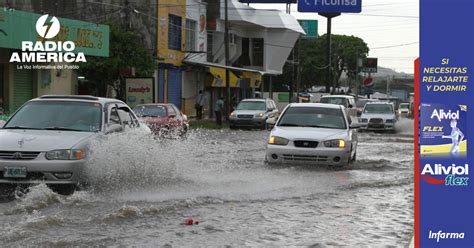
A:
[
  {"xmin": 239, "ymin": 0, "xmax": 296, "ymax": 3},
  {"xmin": 298, "ymin": 20, "xmax": 318, "ymax": 39},
  {"xmin": 0, "ymin": 9, "xmax": 109, "ymax": 57},
  {"xmin": 125, "ymin": 78, "xmax": 155, "ymax": 108},
  {"xmin": 298, "ymin": 0, "xmax": 362, "ymax": 13},
  {"xmin": 362, "ymin": 57, "xmax": 378, "ymax": 73}
]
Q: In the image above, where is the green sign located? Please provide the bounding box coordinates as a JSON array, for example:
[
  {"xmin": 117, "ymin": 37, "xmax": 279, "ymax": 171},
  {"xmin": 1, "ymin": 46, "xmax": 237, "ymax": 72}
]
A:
[
  {"xmin": 278, "ymin": 92, "xmax": 289, "ymax": 102},
  {"xmin": 0, "ymin": 9, "xmax": 109, "ymax": 57},
  {"xmin": 298, "ymin": 20, "xmax": 318, "ymax": 39}
]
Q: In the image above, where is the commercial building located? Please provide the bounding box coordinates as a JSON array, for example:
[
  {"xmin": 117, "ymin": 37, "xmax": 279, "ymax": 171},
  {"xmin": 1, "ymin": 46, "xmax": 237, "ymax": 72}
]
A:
[{"xmin": 179, "ymin": 0, "xmax": 305, "ymax": 117}]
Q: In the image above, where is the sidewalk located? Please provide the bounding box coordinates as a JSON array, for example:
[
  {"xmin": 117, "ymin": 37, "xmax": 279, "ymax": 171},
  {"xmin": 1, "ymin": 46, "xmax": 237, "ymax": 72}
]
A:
[{"xmin": 188, "ymin": 117, "xmax": 229, "ymax": 129}]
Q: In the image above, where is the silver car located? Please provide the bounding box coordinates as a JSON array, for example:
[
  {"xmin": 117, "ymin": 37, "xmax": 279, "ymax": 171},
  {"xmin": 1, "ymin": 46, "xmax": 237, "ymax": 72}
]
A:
[
  {"xmin": 265, "ymin": 103, "xmax": 359, "ymax": 167},
  {"xmin": 359, "ymin": 102, "xmax": 397, "ymax": 132},
  {"xmin": 229, "ymin": 98, "xmax": 279, "ymax": 130},
  {"xmin": 0, "ymin": 95, "xmax": 148, "ymax": 195}
]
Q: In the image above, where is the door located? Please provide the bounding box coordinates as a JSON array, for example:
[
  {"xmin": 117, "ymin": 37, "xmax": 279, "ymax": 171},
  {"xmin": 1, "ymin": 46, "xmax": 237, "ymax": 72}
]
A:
[
  {"xmin": 158, "ymin": 68, "xmax": 165, "ymax": 103},
  {"xmin": 13, "ymin": 68, "xmax": 33, "ymax": 111},
  {"xmin": 167, "ymin": 68, "xmax": 182, "ymax": 109}
]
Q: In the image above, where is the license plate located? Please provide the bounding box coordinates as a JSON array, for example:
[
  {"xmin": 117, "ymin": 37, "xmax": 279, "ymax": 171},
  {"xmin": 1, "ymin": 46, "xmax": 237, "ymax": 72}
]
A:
[{"xmin": 3, "ymin": 167, "xmax": 27, "ymax": 178}]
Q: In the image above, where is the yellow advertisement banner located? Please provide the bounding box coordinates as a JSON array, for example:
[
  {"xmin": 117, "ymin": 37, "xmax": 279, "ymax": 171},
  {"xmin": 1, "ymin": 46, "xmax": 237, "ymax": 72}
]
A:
[{"xmin": 209, "ymin": 67, "xmax": 239, "ymax": 87}]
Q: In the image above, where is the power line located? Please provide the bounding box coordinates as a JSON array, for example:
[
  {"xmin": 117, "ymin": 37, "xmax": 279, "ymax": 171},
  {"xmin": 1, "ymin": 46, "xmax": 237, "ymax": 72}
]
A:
[{"xmin": 371, "ymin": 42, "xmax": 419, "ymax": 49}]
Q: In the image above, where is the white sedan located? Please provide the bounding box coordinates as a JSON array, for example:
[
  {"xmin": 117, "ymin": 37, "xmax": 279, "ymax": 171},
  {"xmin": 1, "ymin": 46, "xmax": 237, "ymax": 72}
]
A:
[{"xmin": 265, "ymin": 103, "xmax": 359, "ymax": 167}]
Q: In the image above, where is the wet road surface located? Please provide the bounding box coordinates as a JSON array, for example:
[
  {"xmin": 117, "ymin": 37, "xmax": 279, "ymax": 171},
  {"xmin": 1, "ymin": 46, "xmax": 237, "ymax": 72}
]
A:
[{"xmin": 0, "ymin": 120, "xmax": 414, "ymax": 247}]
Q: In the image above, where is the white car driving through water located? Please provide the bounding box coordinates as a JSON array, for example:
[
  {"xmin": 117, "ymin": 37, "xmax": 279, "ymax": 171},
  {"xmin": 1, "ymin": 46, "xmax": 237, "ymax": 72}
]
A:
[
  {"xmin": 0, "ymin": 95, "xmax": 149, "ymax": 196},
  {"xmin": 359, "ymin": 102, "xmax": 397, "ymax": 132},
  {"xmin": 265, "ymin": 103, "xmax": 359, "ymax": 167}
]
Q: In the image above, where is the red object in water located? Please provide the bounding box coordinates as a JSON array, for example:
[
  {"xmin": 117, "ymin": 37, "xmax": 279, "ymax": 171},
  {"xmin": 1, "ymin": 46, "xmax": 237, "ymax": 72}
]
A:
[{"xmin": 185, "ymin": 218, "xmax": 194, "ymax": 225}]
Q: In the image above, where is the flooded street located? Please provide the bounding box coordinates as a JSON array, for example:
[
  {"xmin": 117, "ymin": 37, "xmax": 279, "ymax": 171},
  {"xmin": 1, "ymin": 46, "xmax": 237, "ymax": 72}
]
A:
[{"xmin": 0, "ymin": 121, "xmax": 414, "ymax": 247}]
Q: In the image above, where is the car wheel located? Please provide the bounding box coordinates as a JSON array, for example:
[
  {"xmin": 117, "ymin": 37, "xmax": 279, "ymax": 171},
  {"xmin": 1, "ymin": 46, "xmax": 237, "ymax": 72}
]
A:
[
  {"xmin": 48, "ymin": 184, "xmax": 76, "ymax": 196},
  {"xmin": 179, "ymin": 125, "xmax": 188, "ymax": 139}
]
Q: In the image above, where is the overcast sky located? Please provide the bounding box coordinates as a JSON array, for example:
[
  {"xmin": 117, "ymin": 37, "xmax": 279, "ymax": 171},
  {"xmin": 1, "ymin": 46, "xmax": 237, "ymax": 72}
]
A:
[{"xmin": 251, "ymin": 0, "xmax": 419, "ymax": 73}]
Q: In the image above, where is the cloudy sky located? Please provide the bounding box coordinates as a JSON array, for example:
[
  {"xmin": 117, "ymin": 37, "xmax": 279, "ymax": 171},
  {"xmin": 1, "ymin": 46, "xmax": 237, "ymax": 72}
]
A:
[{"xmin": 251, "ymin": 0, "xmax": 419, "ymax": 73}]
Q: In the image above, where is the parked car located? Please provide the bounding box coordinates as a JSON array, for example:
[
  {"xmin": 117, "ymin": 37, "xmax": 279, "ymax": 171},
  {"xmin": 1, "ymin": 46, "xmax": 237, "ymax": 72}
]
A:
[
  {"xmin": 0, "ymin": 95, "xmax": 149, "ymax": 196},
  {"xmin": 265, "ymin": 103, "xmax": 359, "ymax": 167},
  {"xmin": 355, "ymin": 98, "xmax": 377, "ymax": 116},
  {"xmin": 133, "ymin": 103, "xmax": 188, "ymax": 138},
  {"xmin": 319, "ymin": 95, "xmax": 357, "ymax": 118},
  {"xmin": 359, "ymin": 102, "xmax": 397, "ymax": 132},
  {"xmin": 398, "ymin": 103, "xmax": 410, "ymax": 117},
  {"xmin": 229, "ymin": 98, "xmax": 279, "ymax": 130}
]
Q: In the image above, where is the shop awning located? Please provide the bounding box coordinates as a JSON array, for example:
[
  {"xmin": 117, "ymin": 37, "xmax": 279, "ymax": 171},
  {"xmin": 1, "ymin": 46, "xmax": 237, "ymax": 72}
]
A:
[
  {"xmin": 184, "ymin": 60, "xmax": 267, "ymax": 75},
  {"xmin": 209, "ymin": 66, "xmax": 240, "ymax": 87},
  {"xmin": 184, "ymin": 60, "xmax": 266, "ymax": 88}
]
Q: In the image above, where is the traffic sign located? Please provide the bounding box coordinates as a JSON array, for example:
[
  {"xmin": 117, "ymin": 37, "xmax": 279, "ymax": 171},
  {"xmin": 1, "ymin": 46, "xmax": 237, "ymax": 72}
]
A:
[
  {"xmin": 298, "ymin": 20, "xmax": 318, "ymax": 39},
  {"xmin": 239, "ymin": 0, "xmax": 296, "ymax": 3},
  {"xmin": 298, "ymin": 0, "xmax": 362, "ymax": 13}
]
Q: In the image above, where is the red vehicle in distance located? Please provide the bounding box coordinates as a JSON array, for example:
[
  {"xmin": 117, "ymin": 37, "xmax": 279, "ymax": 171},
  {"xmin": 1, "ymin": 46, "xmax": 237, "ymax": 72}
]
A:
[{"xmin": 133, "ymin": 103, "xmax": 189, "ymax": 138}]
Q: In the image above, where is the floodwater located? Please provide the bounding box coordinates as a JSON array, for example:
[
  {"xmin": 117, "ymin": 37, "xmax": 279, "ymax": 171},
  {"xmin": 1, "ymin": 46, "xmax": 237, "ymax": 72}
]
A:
[{"xmin": 0, "ymin": 119, "xmax": 414, "ymax": 247}]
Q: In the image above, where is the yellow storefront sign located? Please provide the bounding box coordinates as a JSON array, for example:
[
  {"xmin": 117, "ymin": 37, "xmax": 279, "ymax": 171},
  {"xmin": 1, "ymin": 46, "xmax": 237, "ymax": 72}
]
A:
[{"xmin": 209, "ymin": 67, "xmax": 240, "ymax": 87}]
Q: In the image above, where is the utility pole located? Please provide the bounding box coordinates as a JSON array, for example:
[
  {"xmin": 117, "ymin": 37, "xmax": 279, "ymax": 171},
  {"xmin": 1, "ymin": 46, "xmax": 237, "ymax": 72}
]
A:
[
  {"xmin": 296, "ymin": 36, "xmax": 301, "ymax": 100},
  {"xmin": 319, "ymin": 13, "xmax": 340, "ymax": 93},
  {"xmin": 224, "ymin": 0, "xmax": 231, "ymax": 119}
]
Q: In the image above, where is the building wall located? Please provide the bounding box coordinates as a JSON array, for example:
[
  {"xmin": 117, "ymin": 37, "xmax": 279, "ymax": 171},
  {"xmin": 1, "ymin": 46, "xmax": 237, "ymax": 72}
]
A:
[
  {"xmin": 36, "ymin": 66, "xmax": 78, "ymax": 96},
  {"xmin": 157, "ymin": 0, "xmax": 186, "ymax": 66}
]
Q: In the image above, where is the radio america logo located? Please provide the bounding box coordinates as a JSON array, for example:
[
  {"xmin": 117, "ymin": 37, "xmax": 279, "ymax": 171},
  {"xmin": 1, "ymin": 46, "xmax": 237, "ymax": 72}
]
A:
[
  {"xmin": 421, "ymin": 163, "xmax": 469, "ymax": 186},
  {"xmin": 10, "ymin": 14, "xmax": 86, "ymax": 63}
]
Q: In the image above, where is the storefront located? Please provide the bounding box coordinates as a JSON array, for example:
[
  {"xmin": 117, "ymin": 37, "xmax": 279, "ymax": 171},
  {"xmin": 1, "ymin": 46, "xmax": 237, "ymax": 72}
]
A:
[{"xmin": 0, "ymin": 9, "xmax": 109, "ymax": 113}]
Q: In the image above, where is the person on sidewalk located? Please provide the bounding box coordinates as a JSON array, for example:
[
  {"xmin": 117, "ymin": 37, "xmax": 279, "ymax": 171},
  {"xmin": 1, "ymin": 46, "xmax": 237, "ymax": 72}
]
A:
[
  {"xmin": 195, "ymin": 90, "xmax": 205, "ymax": 120},
  {"xmin": 214, "ymin": 97, "xmax": 224, "ymax": 126}
]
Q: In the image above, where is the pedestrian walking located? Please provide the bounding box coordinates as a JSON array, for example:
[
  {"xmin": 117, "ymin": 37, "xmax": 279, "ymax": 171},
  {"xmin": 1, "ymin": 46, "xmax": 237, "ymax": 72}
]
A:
[
  {"xmin": 214, "ymin": 97, "xmax": 224, "ymax": 126},
  {"xmin": 195, "ymin": 90, "xmax": 205, "ymax": 120}
]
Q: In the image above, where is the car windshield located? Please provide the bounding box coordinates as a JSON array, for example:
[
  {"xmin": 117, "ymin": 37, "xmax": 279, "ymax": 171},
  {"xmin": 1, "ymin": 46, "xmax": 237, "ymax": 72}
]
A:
[
  {"xmin": 278, "ymin": 107, "xmax": 347, "ymax": 129},
  {"xmin": 364, "ymin": 104, "xmax": 394, "ymax": 114},
  {"xmin": 399, "ymin": 103, "xmax": 409, "ymax": 109},
  {"xmin": 320, "ymin": 97, "xmax": 349, "ymax": 108},
  {"xmin": 4, "ymin": 101, "xmax": 102, "ymax": 132},
  {"xmin": 236, "ymin": 101, "xmax": 266, "ymax": 111},
  {"xmin": 356, "ymin": 100, "xmax": 372, "ymax": 108},
  {"xmin": 133, "ymin": 105, "xmax": 167, "ymax": 117}
]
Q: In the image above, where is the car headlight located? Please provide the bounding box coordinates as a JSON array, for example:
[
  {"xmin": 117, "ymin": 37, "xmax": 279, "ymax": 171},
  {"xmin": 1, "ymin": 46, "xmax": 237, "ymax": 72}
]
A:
[
  {"xmin": 230, "ymin": 111, "xmax": 236, "ymax": 118},
  {"xmin": 255, "ymin": 112, "xmax": 265, "ymax": 118},
  {"xmin": 323, "ymin": 139, "xmax": 346, "ymax": 148},
  {"xmin": 360, "ymin": 118, "xmax": 368, "ymax": 123},
  {"xmin": 386, "ymin": 119, "xmax": 395, "ymax": 123},
  {"xmin": 268, "ymin": 136, "xmax": 289, "ymax": 145},
  {"xmin": 46, "ymin": 149, "xmax": 84, "ymax": 160}
]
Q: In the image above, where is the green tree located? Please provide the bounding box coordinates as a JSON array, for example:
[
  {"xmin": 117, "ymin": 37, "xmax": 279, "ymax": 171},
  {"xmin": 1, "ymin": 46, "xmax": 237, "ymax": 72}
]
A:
[
  {"xmin": 76, "ymin": 25, "xmax": 155, "ymax": 99},
  {"xmin": 299, "ymin": 34, "xmax": 369, "ymax": 92}
]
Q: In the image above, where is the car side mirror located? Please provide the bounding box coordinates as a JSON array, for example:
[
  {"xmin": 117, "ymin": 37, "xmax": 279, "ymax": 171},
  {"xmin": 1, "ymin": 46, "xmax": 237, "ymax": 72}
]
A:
[
  {"xmin": 105, "ymin": 124, "xmax": 123, "ymax": 134},
  {"xmin": 348, "ymin": 104, "xmax": 353, "ymax": 108},
  {"xmin": 266, "ymin": 118, "xmax": 276, "ymax": 130},
  {"xmin": 169, "ymin": 114, "xmax": 176, "ymax": 118},
  {"xmin": 350, "ymin": 123, "xmax": 362, "ymax": 129},
  {"xmin": 0, "ymin": 120, "xmax": 5, "ymax": 128}
]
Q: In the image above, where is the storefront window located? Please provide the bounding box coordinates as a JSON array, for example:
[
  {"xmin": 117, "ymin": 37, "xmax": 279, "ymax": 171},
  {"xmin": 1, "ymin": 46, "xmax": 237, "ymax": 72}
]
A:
[
  {"xmin": 168, "ymin": 14, "xmax": 182, "ymax": 51},
  {"xmin": 251, "ymin": 38, "xmax": 264, "ymax": 66},
  {"xmin": 185, "ymin": 19, "xmax": 197, "ymax": 51}
]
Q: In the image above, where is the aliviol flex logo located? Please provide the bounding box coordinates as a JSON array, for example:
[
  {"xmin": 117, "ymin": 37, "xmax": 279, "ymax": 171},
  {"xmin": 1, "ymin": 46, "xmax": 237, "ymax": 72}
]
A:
[
  {"xmin": 421, "ymin": 163, "xmax": 469, "ymax": 186},
  {"xmin": 10, "ymin": 14, "xmax": 86, "ymax": 63}
]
